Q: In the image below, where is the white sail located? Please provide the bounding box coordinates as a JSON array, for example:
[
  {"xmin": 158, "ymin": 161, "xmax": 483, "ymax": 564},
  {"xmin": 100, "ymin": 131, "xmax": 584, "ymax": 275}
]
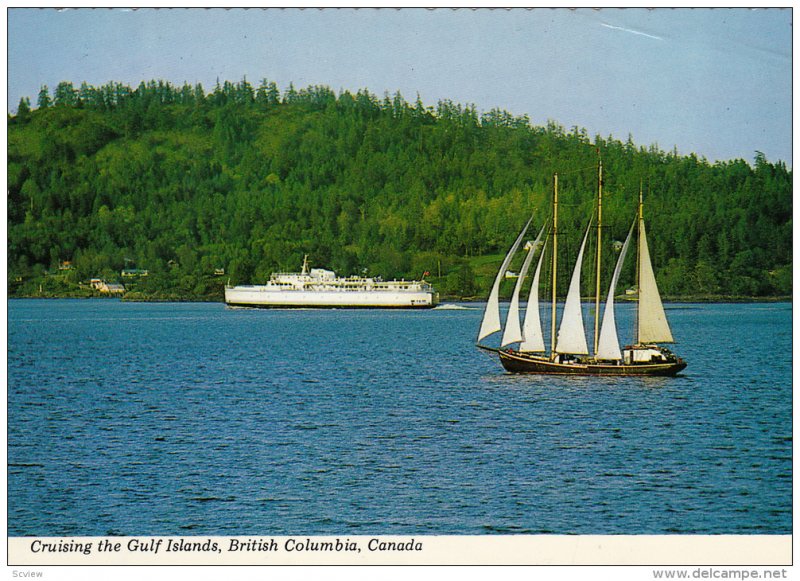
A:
[
  {"xmin": 519, "ymin": 237, "xmax": 548, "ymax": 352},
  {"xmin": 555, "ymin": 222, "xmax": 592, "ymax": 355},
  {"xmin": 596, "ymin": 219, "xmax": 635, "ymax": 360},
  {"xmin": 477, "ymin": 216, "xmax": 533, "ymax": 343},
  {"xmin": 638, "ymin": 220, "xmax": 674, "ymax": 343},
  {"xmin": 500, "ymin": 247, "xmax": 534, "ymax": 347},
  {"xmin": 501, "ymin": 225, "xmax": 546, "ymax": 347}
]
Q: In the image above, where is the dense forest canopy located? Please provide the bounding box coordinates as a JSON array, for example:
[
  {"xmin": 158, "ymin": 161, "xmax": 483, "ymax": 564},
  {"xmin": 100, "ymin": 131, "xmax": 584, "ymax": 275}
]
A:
[{"xmin": 7, "ymin": 78, "xmax": 793, "ymax": 300}]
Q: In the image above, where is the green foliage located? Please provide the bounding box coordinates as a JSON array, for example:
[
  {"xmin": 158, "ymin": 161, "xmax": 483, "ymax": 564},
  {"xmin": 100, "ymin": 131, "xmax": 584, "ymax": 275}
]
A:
[{"xmin": 7, "ymin": 78, "xmax": 793, "ymax": 300}]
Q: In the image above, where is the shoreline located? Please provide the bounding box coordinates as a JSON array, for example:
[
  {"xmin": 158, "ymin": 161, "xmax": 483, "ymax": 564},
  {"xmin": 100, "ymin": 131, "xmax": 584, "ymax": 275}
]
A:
[{"xmin": 7, "ymin": 294, "xmax": 792, "ymax": 304}]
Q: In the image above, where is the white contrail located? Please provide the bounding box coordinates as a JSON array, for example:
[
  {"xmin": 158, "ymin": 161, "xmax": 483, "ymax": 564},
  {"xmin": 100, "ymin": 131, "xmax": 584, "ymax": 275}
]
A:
[{"xmin": 600, "ymin": 22, "xmax": 664, "ymax": 41}]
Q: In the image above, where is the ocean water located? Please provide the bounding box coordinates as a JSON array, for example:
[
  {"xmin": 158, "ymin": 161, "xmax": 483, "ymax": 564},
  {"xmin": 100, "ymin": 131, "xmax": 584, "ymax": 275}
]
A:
[{"xmin": 7, "ymin": 299, "xmax": 792, "ymax": 536}]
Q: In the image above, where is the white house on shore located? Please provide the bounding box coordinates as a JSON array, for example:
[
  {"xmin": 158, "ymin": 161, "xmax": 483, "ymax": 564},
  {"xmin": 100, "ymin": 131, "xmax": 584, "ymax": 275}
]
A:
[{"xmin": 90, "ymin": 279, "xmax": 125, "ymax": 294}]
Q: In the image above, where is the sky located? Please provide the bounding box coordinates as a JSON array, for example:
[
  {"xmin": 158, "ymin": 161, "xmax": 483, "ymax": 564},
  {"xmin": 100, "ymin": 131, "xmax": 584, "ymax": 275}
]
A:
[{"xmin": 6, "ymin": 7, "xmax": 793, "ymax": 166}]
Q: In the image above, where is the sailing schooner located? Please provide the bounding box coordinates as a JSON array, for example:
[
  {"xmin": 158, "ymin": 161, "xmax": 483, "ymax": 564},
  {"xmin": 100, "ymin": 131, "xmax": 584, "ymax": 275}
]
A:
[{"xmin": 477, "ymin": 164, "xmax": 686, "ymax": 376}]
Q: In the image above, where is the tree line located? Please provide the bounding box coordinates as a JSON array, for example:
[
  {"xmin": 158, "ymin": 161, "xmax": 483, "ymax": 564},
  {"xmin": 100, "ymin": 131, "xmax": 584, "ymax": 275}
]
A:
[{"xmin": 7, "ymin": 78, "xmax": 792, "ymax": 300}]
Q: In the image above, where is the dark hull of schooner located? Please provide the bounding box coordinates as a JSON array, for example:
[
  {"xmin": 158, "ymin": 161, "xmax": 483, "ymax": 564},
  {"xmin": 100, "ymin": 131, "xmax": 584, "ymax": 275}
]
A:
[{"xmin": 478, "ymin": 346, "xmax": 687, "ymax": 376}]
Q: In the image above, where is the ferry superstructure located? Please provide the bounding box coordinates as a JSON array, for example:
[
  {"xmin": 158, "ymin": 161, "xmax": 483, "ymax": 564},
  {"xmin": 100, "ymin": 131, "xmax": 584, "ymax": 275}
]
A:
[{"xmin": 224, "ymin": 256, "xmax": 439, "ymax": 309}]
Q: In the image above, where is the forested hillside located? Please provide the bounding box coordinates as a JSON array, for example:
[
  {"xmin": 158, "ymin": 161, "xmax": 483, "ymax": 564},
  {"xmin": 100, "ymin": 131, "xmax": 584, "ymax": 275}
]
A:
[{"xmin": 7, "ymin": 79, "xmax": 792, "ymax": 300}]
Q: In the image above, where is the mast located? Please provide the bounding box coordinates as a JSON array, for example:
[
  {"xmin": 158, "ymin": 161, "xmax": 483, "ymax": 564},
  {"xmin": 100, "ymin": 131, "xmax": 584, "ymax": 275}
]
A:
[
  {"xmin": 550, "ymin": 173, "xmax": 558, "ymax": 358},
  {"xmin": 635, "ymin": 184, "xmax": 642, "ymax": 344},
  {"xmin": 593, "ymin": 159, "xmax": 603, "ymax": 355}
]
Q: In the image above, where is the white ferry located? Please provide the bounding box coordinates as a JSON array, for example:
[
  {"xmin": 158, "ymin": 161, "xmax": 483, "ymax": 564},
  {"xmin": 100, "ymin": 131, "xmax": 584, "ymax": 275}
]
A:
[{"xmin": 224, "ymin": 256, "xmax": 439, "ymax": 309}]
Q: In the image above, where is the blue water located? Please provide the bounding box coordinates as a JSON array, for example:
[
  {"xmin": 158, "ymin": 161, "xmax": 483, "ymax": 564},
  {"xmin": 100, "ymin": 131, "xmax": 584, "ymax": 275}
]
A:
[{"xmin": 7, "ymin": 299, "xmax": 792, "ymax": 536}]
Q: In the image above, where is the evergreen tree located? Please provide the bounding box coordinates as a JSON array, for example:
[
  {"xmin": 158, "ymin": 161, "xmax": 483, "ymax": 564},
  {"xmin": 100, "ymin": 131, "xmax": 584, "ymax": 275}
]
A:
[
  {"xmin": 37, "ymin": 85, "xmax": 51, "ymax": 109},
  {"xmin": 16, "ymin": 97, "xmax": 31, "ymax": 122}
]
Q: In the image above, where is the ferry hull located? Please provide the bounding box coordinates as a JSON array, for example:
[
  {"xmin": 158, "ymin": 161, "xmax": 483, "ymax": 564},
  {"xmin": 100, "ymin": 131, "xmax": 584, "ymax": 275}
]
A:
[
  {"xmin": 224, "ymin": 287, "xmax": 438, "ymax": 309},
  {"xmin": 482, "ymin": 347, "xmax": 687, "ymax": 377}
]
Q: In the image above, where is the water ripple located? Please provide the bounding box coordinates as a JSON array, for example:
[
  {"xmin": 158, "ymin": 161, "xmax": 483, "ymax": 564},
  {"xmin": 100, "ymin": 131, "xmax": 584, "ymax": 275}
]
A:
[{"xmin": 7, "ymin": 299, "xmax": 792, "ymax": 536}]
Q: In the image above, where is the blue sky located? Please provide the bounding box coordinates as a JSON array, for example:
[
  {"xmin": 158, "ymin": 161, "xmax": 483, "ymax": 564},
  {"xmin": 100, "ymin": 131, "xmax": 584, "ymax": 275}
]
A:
[{"xmin": 7, "ymin": 7, "xmax": 793, "ymax": 165}]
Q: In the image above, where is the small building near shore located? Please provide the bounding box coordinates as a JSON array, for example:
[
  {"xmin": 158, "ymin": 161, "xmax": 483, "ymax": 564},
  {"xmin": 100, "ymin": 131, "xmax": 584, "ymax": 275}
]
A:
[{"xmin": 90, "ymin": 279, "xmax": 125, "ymax": 294}]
